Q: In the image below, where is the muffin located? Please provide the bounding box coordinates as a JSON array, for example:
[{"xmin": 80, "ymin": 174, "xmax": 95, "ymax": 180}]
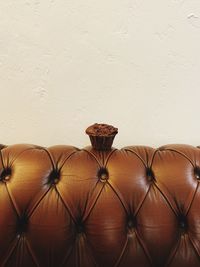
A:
[{"xmin": 85, "ymin": 123, "xmax": 118, "ymax": 150}]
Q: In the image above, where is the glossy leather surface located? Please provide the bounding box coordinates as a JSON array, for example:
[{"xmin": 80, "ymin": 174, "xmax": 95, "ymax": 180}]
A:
[{"xmin": 0, "ymin": 143, "xmax": 200, "ymax": 267}]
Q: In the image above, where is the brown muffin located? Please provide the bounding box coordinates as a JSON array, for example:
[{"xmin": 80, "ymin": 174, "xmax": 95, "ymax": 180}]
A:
[{"xmin": 85, "ymin": 123, "xmax": 118, "ymax": 150}]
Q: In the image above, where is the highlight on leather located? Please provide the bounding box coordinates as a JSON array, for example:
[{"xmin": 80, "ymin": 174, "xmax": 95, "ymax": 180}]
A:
[{"xmin": 0, "ymin": 143, "xmax": 200, "ymax": 267}]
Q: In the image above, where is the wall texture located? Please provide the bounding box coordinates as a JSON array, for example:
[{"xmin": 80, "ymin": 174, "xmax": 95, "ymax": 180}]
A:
[{"xmin": 0, "ymin": 0, "xmax": 200, "ymax": 148}]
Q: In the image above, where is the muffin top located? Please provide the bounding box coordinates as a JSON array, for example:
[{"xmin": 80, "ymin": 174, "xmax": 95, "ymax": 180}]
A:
[{"xmin": 85, "ymin": 123, "xmax": 118, "ymax": 136}]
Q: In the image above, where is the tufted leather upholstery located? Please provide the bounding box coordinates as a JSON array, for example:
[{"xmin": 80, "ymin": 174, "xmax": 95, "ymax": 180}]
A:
[{"xmin": 1, "ymin": 143, "xmax": 200, "ymax": 267}]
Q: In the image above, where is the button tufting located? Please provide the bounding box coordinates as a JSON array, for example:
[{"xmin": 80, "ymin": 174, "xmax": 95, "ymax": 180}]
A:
[
  {"xmin": 17, "ymin": 214, "xmax": 28, "ymax": 235},
  {"xmin": 194, "ymin": 166, "xmax": 200, "ymax": 180},
  {"xmin": 0, "ymin": 167, "xmax": 12, "ymax": 182},
  {"xmin": 146, "ymin": 167, "xmax": 154, "ymax": 181},
  {"xmin": 180, "ymin": 221, "xmax": 186, "ymax": 229},
  {"xmin": 77, "ymin": 224, "xmax": 84, "ymax": 234},
  {"xmin": 48, "ymin": 169, "xmax": 60, "ymax": 184},
  {"xmin": 178, "ymin": 214, "xmax": 188, "ymax": 233},
  {"xmin": 127, "ymin": 217, "xmax": 136, "ymax": 237},
  {"xmin": 127, "ymin": 216, "xmax": 137, "ymax": 230},
  {"xmin": 97, "ymin": 167, "xmax": 109, "ymax": 182},
  {"xmin": 76, "ymin": 220, "xmax": 85, "ymax": 234},
  {"xmin": 1, "ymin": 143, "xmax": 200, "ymax": 266}
]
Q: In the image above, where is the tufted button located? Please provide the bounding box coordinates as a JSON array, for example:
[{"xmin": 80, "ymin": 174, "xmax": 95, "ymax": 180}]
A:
[
  {"xmin": 17, "ymin": 214, "xmax": 29, "ymax": 235},
  {"xmin": 127, "ymin": 216, "xmax": 137, "ymax": 230},
  {"xmin": 146, "ymin": 167, "xmax": 154, "ymax": 182},
  {"xmin": 180, "ymin": 221, "xmax": 186, "ymax": 229},
  {"xmin": 76, "ymin": 219, "xmax": 85, "ymax": 235},
  {"xmin": 97, "ymin": 167, "xmax": 109, "ymax": 182},
  {"xmin": 77, "ymin": 224, "xmax": 84, "ymax": 234},
  {"xmin": 178, "ymin": 214, "xmax": 188, "ymax": 234},
  {"xmin": 48, "ymin": 169, "xmax": 60, "ymax": 184},
  {"xmin": 194, "ymin": 166, "xmax": 200, "ymax": 180},
  {"xmin": 54, "ymin": 178, "xmax": 59, "ymax": 184},
  {"xmin": 0, "ymin": 167, "xmax": 12, "ymax": 182}
]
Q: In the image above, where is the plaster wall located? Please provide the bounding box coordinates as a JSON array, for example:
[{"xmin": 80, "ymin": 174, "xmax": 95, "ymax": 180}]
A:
[{"xmin": 0, "ymin": 1, "xmax": 200, "ymax": 148}]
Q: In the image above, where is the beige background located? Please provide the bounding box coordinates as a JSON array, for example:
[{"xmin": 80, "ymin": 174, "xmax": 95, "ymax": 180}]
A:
[{"xmin": 0, "ymin": 1, "xmax": 200, "ymax": 148}]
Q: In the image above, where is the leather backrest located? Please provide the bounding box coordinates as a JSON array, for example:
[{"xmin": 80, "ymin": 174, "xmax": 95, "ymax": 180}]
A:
[{"xmin": 0, "ymin": 143, "xmax": 200, "ymax": 267}]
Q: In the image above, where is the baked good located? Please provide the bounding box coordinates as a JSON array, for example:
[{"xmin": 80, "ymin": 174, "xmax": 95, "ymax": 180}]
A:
[{"xmin": 85, "ymin": 123, "xmax": 118, "ymax": 150}]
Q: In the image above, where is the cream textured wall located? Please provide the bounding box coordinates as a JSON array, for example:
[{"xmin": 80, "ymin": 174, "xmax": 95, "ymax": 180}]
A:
[{"xmin": 0, "ymin": 1, "xmax": 200, "ymax": 148}]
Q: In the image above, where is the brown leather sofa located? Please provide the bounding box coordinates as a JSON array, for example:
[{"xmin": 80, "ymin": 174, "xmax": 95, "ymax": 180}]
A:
[{"xmin": 0, "ymin": 125, "xmax": 200, "ymax": 267}]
